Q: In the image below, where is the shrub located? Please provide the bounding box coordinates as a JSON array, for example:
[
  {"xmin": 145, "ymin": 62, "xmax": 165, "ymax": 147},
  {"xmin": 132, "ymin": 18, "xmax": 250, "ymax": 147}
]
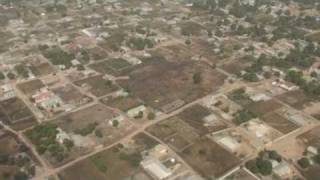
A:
[
  {"xmin": 193, "ymin": 72, "xmax": 202, "ymax": 84},
  {"xmin": 298, "ymin": 157, "xmax": 310, "ymax": 169},
  {"xmin": 147, "ymin": 112, "xmax": 155, "ymax": 120},
  {"xmin": 256, "ymin": 158, "xmax": 272, "ymax": 176}
]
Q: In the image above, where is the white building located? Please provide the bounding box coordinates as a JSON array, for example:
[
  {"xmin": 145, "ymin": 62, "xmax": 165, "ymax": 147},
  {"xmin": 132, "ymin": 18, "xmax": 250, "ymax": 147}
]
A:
[
  {"xmin": 273, "ymin": 162, "xmax": 294, "ymax": 179},
  {"xmin": 240, "ymin": 0, "xmax": 255, "ymax": 6},
  {"xmin": 127, "ymin": 105, "xmax": 146, "ymax": 118},
  {"xmin": 216, "ymin": 136, "xmax": 240, "ymax": 153},
  {"xmin": 56, "ymin": 128, "xmax": 71, "ymax": 144},
  {"xmin": 307, "ymin": 146, "xmax": 318, "ymax": 155},
  {"xmin": 141, "ymin": 158, "xmax": 172, "ymax": 180},
  {"xmin": 250, "ymin": 93, "xmax": 271, "ymax": 102}
]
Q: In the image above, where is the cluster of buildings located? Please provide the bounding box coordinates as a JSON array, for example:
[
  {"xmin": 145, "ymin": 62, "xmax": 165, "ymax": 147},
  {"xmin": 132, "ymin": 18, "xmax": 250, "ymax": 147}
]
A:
[{"xmin": 32, "ymin": 87, "xmax": 63, "ymax": 112}]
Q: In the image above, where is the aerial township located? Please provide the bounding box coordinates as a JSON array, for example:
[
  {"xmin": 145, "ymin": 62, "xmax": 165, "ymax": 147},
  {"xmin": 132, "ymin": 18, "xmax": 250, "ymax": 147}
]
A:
[{"xmin": 0, "ymin": 0, "xmax": 320, "ymax": 180}]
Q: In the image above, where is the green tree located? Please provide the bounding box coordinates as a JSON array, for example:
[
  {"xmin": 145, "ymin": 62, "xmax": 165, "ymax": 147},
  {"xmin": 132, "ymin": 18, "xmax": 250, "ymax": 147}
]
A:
[
  {"xmin": 207, "ymin": 30, "xmax": 213, "ymax": 37},
  {"xmin": 185, "ymin": 39, "xmax": 191, "ymax": 45},
  {"xmin": 256, "ymin": 158, "xmax": 272, "ymax": 176},
  {"xmin": 6, "ymin": 72, "xmax": 15, "ymax": 80},
  {"xmin": 233, "ymin": 110, "xmax": 256, "ymax": 125},
  {"xmin": 147, "ymin": 112, "xmax": 156, "ymax": 120},
  {"xmin": 0, "ymin": 72, "xmax": 5, "ymax": 80},
  {"xmin": 14, "ymin": 65, "xmax": 29, "ymax": 78},
  {"xmin": 243, "ymin": 72, "xmax": 259, "ymax": 82},
  {"xmin": 0, "ymin": 154, "xmax": 9, "ymax": 164},
  {"xmin": 313, "ymin": 154, "xmax": 320, "ymax": 165},
  {"xmin": 63, "ymin": 139, "xmax": 74, "ymax": 150},
  {"xmin": 135, "ymin": 111, "xmax": 144, "ymax": 119},
  {"xmin": 13, "ymin": 171, "xmax": 28, "ymax": 180},
  {"xmin": 286, "ymin": 70, "xmax": 305, "ymax": 86},
  {"xmin": 193, "ymin": 72, "xmax": 202, "ymax": 84},
  {"xmin": 2, "ymin": 172, "xmax": 10, "ymax": 179},
  {"xmin": 112, "ymin": 120, "xmax": 119, "ymax": 127},
  {"xmin": 268, "ymin": 150, "xmax": 282, "ymax": 162},
  {"xmin": 119, "ymin": 152, "xmax": 142, "ymax": 167},
  {"xmin": 298, "ymin": 157, "xmax": 310, "ymax": 169},
  {"xmin": 311, "ymin": 71, "xmax": 318, "ymax": 78},
  {"xmin": 76, "ymin": 65, "xmax": 85, "ymax": 71},
  {"xmin": 245, "ymin": 160, "xmax": 259, "ymax": 174},
  {"xmin": 95, "ymin": 129, "xmax": 103, "ymax": 138}
]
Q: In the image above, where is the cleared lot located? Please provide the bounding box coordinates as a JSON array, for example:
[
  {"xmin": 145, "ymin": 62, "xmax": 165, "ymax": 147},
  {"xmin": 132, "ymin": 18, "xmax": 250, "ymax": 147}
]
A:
[
  {"xmin": 74, "ymin": 75, "xmax": 119, "ymax": 97},
  {"xmin": 118, "ymin": 58, "xmax": 226, "ymax": 112},
  {"xmin": 0, "ymin": 98, "xmax": 37, "ymax": 130},
  {"xmin": 262, "ymin": 112, "xmax": 299, "ymax": 134},
  {"xmin": 59, "ymin": 133, "xmax": 156, "ymax": 180},
  {"xmin": 180, "ymin": 138, "xmax": 240, "ymax": 179}
]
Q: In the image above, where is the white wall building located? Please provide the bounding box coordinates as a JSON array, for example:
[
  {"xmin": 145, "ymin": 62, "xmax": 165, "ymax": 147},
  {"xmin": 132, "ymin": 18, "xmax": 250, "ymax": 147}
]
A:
[{"xmin": 141, "ymin": 158, "xmax": 172, "ymax": 180}]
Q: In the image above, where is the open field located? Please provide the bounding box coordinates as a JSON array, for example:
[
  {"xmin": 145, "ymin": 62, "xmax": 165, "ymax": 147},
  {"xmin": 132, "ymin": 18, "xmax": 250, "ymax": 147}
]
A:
[
  {"xmin": 262, "ymin": 111, "xmax": 299, "ymax": 134},
  {"xmin": 146, "ymin": 116, "xmax": 199, "ymax": 152},
  {"xmin": 74, "ymin": 75, "xmax": 119, "ymax": 97},
  {"xmin": 246, "ymin": 99, "xmax": 283, "ymax": 116},
  {"xmin": 131, "ymin": 133, "xmax": 159, "ymax": 151},
  {"xmin": 0, "ymin": 98, "xmax": 34, "ymax": 122},
  {"xmin": 106, "ymin": 58, "xmax": 131, "ymax": 70},
  {"xmin": 166, "ymin": 134, "xmax": 191, "ymax": 152},
  {"xmin": 301, "ymin": 101, "xmax": 320, "ymax": 120},
  {"xmin": 118, "ymin": 58, "xmax": 226, "ymax": 112},
  {"xmin": 221, "ymin": 58, "xmax": 251, "ymax": 75},
  {"xmin": 180, "ymin": 138, "xmax": 240, "ymax": 178},
  {"xmin": 57, "ymin": 104, "xmax": 136, "ymax": 148},
  {"xmin": 29, "ymin": 62, "xmax": 55, "ymax": 76},
  {"xmin": 58, "ymin": 143, "xmax": 144, "ymax": 180},
  {"xmin": 57, "ymin": 104, "xmax": 118, "ymax": 130},
  {"xmin": 179, "ymin": 21, "xmax": 205, "ymax": 36},
  {"xmin": 0, "ymin": 98, "xmax": 37, "ymax": 130},
  {"xmin": 59, "ymin": 133, "xmax": 156, "ymax": 180},
  {"xmin": 302, "ymin": 166, "xmax": 320, "ymax": 180},
  {"xmin": 89, "ymin": 61, "xmax": 118, "ymax": 76},
  {"xmin": 298, "ymin": 125, "xmax": 320, "ymax": 148},
  {"xmin": 9, "ymin": 116, "xmax": 38, "ymax": 131},
  {"xmin": 86, "ymin": 47, "xmax": 108, "ymax": 61},
  {"xmin": 17, "ymin": 79, "xmax": 45, "ymax": 96},
  {"xmin": 56, "ymin": 103, "xmax": 136, "ymax": 146},
  {"xmin": 52, "ymin": 84, "xmax": 92, "ymax": 106},
  {"xmin": 89, "ymin": 58, "xmax": 132, "ymax": 76},
  {"xmin": 101, "ymin": 96, "xmax": 142, "ymax": 112},
  {"xmin": 177, "ymin": 104, "xmax": 224, "ymax": 135},
  {"xmin": 178, "ymin": 104, "xmax": 210, "ymax": 123},
  {"xmin": 27, "ymin": 103, "xmax": 136, "ymax": 167},
  {"xmin": 189, "ymin": 39, "xmax": 222, "ymax": 64},
  {"xmin": 97, "ymin": 31, "xmax": 127, "ymax": 52},
  {"xmin": 277, "ymin": 90, "xmax": 317, "ymax": 110}
]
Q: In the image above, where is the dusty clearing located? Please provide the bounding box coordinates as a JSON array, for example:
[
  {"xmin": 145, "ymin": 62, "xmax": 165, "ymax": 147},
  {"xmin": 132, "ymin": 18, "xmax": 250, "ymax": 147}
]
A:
[
  {"xmin": 180, "ymin": 138, "xmax": 240, "ymax": 179},
  {"xmin": 0, "ymin": 98, "xmax": 37, "ymax": 130},
  {"xmin": 101, "ymin": 96, "xmax": 142, "ymax": 112},
  {"xmin": 262, "ymin": 112, "xmax": 299, "ymax": 134},
  {"xmin": 118, "ymin": 58, "xmax": 226, "ymax": 112},
  {"xmin": 74, "ymin": 75, "xmax": 119, "ymax": 97},
  {"xmin": 17, "ymin": 79, "xmax": 45, "ymax": 96}
]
